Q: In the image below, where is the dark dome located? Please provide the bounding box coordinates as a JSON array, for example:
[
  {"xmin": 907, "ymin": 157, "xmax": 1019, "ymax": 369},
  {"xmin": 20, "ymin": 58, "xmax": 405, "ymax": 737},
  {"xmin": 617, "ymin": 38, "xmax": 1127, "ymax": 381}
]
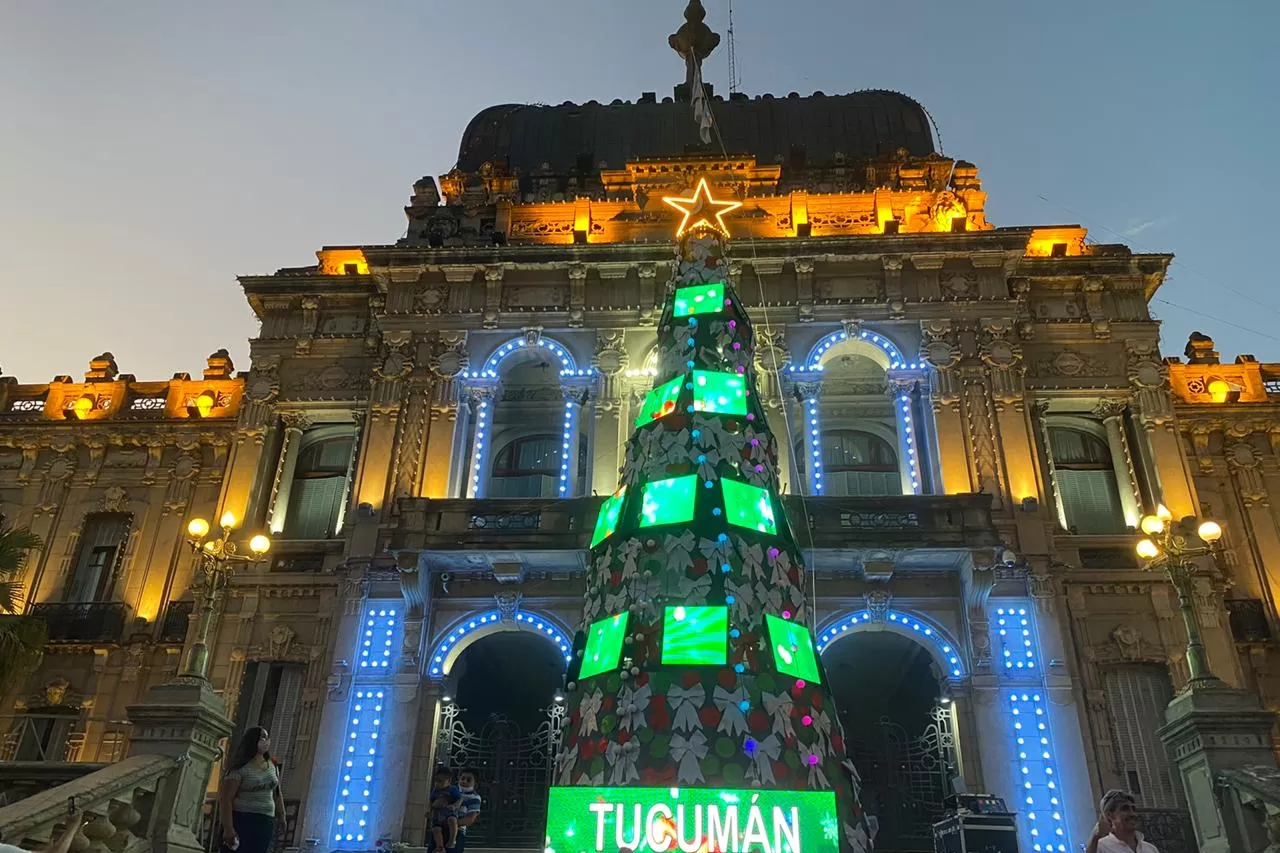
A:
[{"xmin": 456, "ymin": 90, "xmax": 935, "ymax": 174}]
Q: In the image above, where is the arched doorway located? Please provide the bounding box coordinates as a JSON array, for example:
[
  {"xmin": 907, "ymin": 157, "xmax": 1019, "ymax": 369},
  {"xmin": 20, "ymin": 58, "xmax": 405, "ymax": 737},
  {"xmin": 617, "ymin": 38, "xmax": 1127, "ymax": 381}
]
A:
[
  {"xmin": 435, "ymin": 631, "xmax": 568, "ymax": 849},
  {"xmin": 824, "ymin": 630, "xmax": 957, "ymax": 853}
]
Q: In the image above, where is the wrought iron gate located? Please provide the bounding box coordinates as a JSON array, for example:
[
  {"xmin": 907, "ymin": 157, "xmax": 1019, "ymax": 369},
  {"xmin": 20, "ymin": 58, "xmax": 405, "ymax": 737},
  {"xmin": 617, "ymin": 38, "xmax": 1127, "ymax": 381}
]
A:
[
  {"xmin": 436, "ymin": 702, "xmax": 567, "ymax": 849},
  {"xmin": 850, "ymin": 706, "xmax": 957, "ymax": 853}
]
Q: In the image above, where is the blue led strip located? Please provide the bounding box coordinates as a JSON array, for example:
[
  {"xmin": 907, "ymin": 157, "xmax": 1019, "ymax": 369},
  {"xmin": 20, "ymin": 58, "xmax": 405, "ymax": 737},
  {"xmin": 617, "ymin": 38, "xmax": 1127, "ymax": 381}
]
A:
[
  {"xmin": 329, "ymin": 606, "xmax": 402, "ymax": 849},
  {"xmin": 797, "ymin": 328, "xmax": 920, "ymax": 372},
  {"xmin": 467, "ymin": 398, "xmax": 489, "ymax": 498},
  {"xmin": 996, "ymin": 606, "xmax": 1069, "ymax": 853},
  {"xmin": 427, "ymin": 609, "xmax": 573, "ymax": 679},
  {"xmin": 816, "ymin": 609, "xmax": 964, "ymax": 678},
  {"xmin": 559, "ymin": 400, "xmax": 577, "ymax": 495}
]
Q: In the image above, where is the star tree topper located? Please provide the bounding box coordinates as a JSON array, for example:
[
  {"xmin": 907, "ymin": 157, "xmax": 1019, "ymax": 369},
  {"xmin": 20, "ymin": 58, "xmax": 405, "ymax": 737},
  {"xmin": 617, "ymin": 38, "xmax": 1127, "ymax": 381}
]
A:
[{"xmin": 663, "ymin": 177, "xmax": 742, "ymax": 239}]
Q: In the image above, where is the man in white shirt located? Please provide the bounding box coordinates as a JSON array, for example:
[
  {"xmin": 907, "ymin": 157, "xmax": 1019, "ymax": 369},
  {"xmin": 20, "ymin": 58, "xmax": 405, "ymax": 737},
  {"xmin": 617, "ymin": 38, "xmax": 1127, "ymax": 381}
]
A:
[{"xmin": 1087, "ymin": 790, "xmax": 1159, "ymax": 853}]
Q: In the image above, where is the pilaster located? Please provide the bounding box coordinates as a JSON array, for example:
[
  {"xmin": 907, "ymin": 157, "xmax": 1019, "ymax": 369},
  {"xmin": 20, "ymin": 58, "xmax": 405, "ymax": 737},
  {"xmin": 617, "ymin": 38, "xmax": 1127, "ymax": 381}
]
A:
[
  {"xmin": 125, "ymin": 679, "xmax": 234, "ymax": 853},
  {"xmin": 1157, "ymin": 678, "xmax": 1279, "ymax": 853}
]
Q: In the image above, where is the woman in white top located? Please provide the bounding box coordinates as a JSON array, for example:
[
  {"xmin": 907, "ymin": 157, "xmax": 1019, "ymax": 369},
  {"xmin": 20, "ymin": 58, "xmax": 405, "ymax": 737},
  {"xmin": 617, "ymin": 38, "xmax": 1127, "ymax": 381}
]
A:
[
  {"xmin": 1087, "ymin": 790, "xmax": 1160, "ymax": 853},
  {"xmin": 219, "ymin": 727, "xmax": 286, "ymax": 853}
]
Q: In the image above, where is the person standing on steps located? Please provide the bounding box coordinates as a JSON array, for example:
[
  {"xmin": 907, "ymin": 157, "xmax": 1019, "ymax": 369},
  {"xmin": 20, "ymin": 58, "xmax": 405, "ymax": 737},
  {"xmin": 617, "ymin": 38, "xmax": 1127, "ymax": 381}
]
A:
[
  {"xmin": 219, "ymin": 727, "xmax": 287, "ymax": 853},
  {"xmin": 449, "ymin": 770, "xmax": 482, "ymax": 853},
  {"xmin": 1087, "ymin": 790, "xmax": 1160, "ymax": 853}
]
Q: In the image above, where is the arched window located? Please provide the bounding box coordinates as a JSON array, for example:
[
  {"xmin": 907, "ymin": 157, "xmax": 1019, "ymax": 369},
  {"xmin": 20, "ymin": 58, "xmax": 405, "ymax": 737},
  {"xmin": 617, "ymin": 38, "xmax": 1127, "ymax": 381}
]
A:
[
  {"xmin": 1049, "ymin": 426, "xmax": 1125, "ymax": 534},
  {"xmin": 284, "ymin": 435, "xmax": 353, "ymax": 539},
  {"xmin": 820, "ymin": 430, "xmax": 901, "ymax": 497},
  {"xmin": 490, "ymin": 435, "xmax": 562, "ymax": 498}
]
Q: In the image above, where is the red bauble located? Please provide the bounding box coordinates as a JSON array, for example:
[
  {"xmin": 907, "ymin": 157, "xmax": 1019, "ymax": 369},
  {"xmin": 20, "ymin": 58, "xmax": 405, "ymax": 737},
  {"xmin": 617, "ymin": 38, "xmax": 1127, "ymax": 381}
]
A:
[
  {"xmin": 748, "ymin": 710, "xmax": 769, "ymax": 731},
  {"xmin": 717, "ymin": 670, "xmax": 738, "ymax": 689},
  {"xmin": 650, "ymin": 707, "xmax": 671, "ymax": 731},
  {"xmin": 699, "ymin": 706, "xmax": 721, "ymax": 727},
  {"xmin": 602, "ymin": 695, "xmax": 615, "ymax": 712},
  {"xmin": 682, "ymin": 671, "xmax": 701, "ymax": 688},
  {"xmin": 831, "ymin": 734, "xmax": 845, "ymax": 754},
  {"xmin": 580, "ymin": 739, "xmax": 595, "ymax": 760},
  {"xmin": 692, "ymin": 558, "xmax": 708, "ymax": 576},
  {"xmin": 617, "ymin": 729, "xmax": 632, "ymax": 744}
]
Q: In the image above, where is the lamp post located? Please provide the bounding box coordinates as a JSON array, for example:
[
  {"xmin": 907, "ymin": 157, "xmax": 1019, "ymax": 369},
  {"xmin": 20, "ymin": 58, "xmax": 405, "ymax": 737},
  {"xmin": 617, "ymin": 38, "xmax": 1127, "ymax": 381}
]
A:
[
  {"xmin": 1135, "ymin": 503, "xmax": 1224, "ymax": 685},
  {"xmin": 180, "ymin": 512, "xmax": 271, "ymax": 680}
]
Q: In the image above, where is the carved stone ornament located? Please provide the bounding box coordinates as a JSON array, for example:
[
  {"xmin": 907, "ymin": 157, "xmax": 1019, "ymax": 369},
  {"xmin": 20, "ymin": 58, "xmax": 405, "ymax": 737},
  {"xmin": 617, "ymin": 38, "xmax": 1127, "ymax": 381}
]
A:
[
  {"xmin": 754, "ymin": 331, "xmax": 791, "ymax": 373},
  {"xmin": 593, "ymin": 329, "xmax": 629, "ymax": 377},
  {"xmin": 376, "ymin": 332, "xmax": 414, "ymax": 380},
  {"xmin": 42, "ymin": 678, "xmax": 73, "ymax": 708},
  {"xmin": 100, "ymin": 485, "xmax": 130, "ymax": 513},
  {"xmin": 245, "ymin": 370, "xmax": 279, "ymax": 404},
  {"xmin": 496, "ymin": 590, "xmax": 522, "ymax": 622},
  {"xmin": 431, "ymin": 333, "xmax": 468, "ymax": 379},
  {"xmin": 1053, "ymin": 351, "xmax": 1086, "ymax": 376},
  {"xmin": 930, "ymin": 192, "xmax": 967, "ymax": 230},
  {"xmin": 920, "ymin": 320, "xmax": 960, "ymax": 370},
  {"xmin": 268, "ymin": 624, "xmax": 296, "ymax": 659},
  {"xmin": 865, "ymin": 590, "xmax": 892, "ymax": 620}
]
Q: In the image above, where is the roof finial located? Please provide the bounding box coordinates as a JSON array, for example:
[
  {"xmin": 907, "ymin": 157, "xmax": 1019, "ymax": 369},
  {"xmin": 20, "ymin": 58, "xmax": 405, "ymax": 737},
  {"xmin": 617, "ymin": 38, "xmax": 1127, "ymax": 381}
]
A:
[{"xmin": 669, "ymin": 0, "xmax": 720, "ymax": 95}]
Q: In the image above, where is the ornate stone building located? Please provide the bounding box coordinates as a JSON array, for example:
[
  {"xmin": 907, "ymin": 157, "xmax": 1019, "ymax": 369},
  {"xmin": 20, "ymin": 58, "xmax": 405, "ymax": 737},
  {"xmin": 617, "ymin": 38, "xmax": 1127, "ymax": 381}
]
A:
[{"xmin": 3, "ymin": 37, "xmax": 1278, "ymax": 853}]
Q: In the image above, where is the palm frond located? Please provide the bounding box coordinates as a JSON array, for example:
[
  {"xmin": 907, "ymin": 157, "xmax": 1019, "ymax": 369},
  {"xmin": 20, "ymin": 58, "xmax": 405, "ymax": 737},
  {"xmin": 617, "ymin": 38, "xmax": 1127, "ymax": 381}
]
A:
[
  {"xmin": 0, "ymin": 615, "xmax": 46, "ymax": 696},
  {"xmin": 0, "ymin": 523, "xmax": 42, "ymax": 580}
]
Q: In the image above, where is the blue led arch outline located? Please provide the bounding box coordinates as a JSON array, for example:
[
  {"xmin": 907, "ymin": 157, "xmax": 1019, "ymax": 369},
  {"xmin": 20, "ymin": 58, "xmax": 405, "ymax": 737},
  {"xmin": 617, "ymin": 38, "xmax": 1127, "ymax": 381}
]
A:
[
  {"xmin": 790, "ymin": 328, "xmax": 925, "ymax": 496},
  {"xmin": 460, "ymin": 335, "xmax": 595, "ymax": 497},
  {"xmin": 472, "ymin": 335, "xmax": 591, "ymax": 380},
  {"xmin": 427, "ymin": 608, "xmax": 574, "ymax": 679},
  {"xmin": 816, "ymin": 608, "xmax": 966, "ymax": 679}
]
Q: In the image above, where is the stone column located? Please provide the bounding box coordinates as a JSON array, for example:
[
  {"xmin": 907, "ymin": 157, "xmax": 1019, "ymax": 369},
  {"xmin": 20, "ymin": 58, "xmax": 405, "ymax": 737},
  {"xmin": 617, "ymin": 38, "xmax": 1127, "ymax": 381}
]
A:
[
  {"xmin": 1095, "ymin": 399, "xmax": 1142, "ymax": 529},
  {"xmin": 267, "ymin": 413, "xmax": 311, "ymax": 534},
  {"xmin": 1033, "ymin": 402, "xmax": 1071, "ymax": 530},
  {"xmin": 887, "ymin": 374, "xmax": 925, "ymax": 494},
  {"xmin": 1127, "ymin": 341, "xmax": 1198, "ymax": 519},
  {"xmin": 126, "ymin": 679, "xmax": 234, "ymax": 853},
  {"xmin": 1158, "ymin": 678, "xmax": 1279, "ymax": 853},
  {"xmin": 920, "ymin": 322, "xmax": 971, "ymax": 495}
]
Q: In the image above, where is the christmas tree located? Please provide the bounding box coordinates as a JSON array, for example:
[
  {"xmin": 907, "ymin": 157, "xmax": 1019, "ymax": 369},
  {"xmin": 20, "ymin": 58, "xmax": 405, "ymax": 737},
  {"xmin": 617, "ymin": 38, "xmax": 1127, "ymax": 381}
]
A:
[{"xmin": 548, "ymin": 180, "xmax": 875, "ymax": 853}]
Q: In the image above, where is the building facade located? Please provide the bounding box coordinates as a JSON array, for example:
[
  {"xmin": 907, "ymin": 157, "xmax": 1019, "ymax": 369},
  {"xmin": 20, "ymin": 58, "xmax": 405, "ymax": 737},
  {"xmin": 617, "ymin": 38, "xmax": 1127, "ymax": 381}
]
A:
[{"xmin": 3, "ymin": 79, "xmax": 1278, "ymax": 853}]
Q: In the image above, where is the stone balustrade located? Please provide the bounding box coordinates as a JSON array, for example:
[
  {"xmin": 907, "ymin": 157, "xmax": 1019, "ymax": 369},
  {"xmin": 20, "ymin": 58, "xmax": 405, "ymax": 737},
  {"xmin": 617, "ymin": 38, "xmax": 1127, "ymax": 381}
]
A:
[{"xmin": 0, "ymin": 754, "xmax": 174, "ymax": 852}]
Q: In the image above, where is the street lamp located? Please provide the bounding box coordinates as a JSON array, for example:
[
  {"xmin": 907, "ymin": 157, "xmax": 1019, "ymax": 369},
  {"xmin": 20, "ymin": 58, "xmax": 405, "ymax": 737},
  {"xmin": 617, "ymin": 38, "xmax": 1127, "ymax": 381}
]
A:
[
  {"xmin": 180, "ymin": 511, "xmax": 271, "ymax": 679},
  {"xmin": 1135, "ymin": 503, "xmax": 1224, "ymax": 685}
]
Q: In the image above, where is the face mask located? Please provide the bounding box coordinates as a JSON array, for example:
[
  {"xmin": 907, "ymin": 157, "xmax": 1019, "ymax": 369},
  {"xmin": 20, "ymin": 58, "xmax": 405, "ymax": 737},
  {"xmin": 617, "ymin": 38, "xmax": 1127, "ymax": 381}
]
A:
[{"xmin": 459, "ymin": 785, "xmax": 474, "ymax": 793}]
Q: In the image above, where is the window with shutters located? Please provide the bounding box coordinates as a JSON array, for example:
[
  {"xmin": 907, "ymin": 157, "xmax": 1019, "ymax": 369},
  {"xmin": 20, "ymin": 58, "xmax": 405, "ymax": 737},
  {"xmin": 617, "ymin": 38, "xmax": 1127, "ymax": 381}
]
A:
[
  {"xmin": 283, "ymin": 435, "xmax": 353, "ymax": 540},
  {"xmin": 1103, "ymin": 664, "xmax": 1185, "ymax": 809},
  {"xmin": 1049, "ymin": 425, "xmax": 1126, "ymax": 534},
  {"xmin": 233, "ymin": 661, "xmax": 305, "ymax": 795},
  {"xmin": 65, "ymin": 513, "xmax": 131, "ymax": 602}
]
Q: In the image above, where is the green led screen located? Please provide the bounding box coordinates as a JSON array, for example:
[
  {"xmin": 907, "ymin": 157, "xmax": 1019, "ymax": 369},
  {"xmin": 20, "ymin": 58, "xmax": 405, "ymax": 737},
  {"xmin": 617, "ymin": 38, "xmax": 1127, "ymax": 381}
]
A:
[
  {"xmin": 721, "ymin": 478, "xmax": 778, "ymax": 535},
  {"xmin": 765, "ymin": 613, "xmax": 823, "ymax": 685},
  {"xmin": 661, "ymin": 605, "xmax": 728, "ymax": 666},
  {"xmin": 634, "ymin": 376, "xmax": 684, "ymax": 428},
  {"xmin": 579, "ymin": 612, "xmax": 629, "ymax": 680},
  {"xmin": 546, "ymin": 786, "xmax": 839, "ymax": 853},
  {"xmin": 639, "ymin": 475, "xmax": 698, "ymax": 528},
  {"xmin": 589, "ymin": 487, "xmax": 628, "ymax": 548},
  {"xmin": 692, "ymin": 370, "xmax": 747, "ymax": 416},
  {"xmin": 672, "ymin": 282, "xmax": 725, "ymax": 318}
]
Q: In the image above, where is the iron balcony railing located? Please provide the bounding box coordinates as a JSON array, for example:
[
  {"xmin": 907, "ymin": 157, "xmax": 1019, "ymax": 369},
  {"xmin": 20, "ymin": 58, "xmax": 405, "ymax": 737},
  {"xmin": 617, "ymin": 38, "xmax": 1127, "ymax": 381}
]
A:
[
  {"xmin": 0, "ymin": 714, "xmax": 132, "ymax": 764},
  {"xmin": 28, "ymin": 602, "xmax": 131, "ymax": 644}
]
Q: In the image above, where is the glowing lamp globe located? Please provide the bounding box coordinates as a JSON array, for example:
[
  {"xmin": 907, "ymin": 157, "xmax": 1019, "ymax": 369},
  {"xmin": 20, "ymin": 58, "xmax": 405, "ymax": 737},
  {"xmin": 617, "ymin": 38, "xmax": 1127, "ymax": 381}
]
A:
[
  {"xmin": 186, "ymin": 517, "xmax": 211, "ymax": 540},
  {"xmin": 1156, "ymin": 503, "xmax": 1173, "ymax": 522},
  {"xmin": 1140, "ymin": 515, "xmax": 1165, "ymax": 536},
  {"xmin": 1197, "ymin": 520, "xmax": 1223, "ymax": 543},
  {"xmin": 1135, "ymin": 538, "xmax": 1160, "ymax": 560},
  {"xmin": 220, "ymin": 511, "xmax": 238, "ymax": 530},
  {"xmin": 249, "ymin": 534, "xmax": 272, "ymax": 556}
]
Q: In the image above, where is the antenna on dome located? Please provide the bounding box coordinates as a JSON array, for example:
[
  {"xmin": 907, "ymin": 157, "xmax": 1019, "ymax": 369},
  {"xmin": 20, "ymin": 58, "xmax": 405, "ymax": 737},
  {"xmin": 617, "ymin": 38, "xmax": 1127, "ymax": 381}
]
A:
[{"xmin": 727, "ymin": 0, "xmax": 740, "ymax": 94}]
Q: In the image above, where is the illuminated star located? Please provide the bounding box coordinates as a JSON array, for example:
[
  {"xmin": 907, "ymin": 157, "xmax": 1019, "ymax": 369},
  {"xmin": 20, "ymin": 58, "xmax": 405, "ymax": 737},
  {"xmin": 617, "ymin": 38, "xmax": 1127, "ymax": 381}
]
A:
[{"xmin": 663, "ymin": 177, "xmax": 742, "ymax": 239}]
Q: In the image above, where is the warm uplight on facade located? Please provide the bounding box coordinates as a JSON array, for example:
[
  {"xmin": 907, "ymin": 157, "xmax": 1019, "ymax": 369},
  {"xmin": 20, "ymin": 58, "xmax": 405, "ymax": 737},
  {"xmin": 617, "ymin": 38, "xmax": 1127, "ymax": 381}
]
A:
[
  {"xmin": 70, "ymin": 394, "xmax": 95, "ymax": 419},
  {"xmin": 1207, "ymin": 379, "xmax": 1231, "ymax": 403},
  {"xmin": 193, "ymin": 391, "xmax": 216, "ymax": 418},
  {"xmin": 318, "ymin": 248, "xmax": 369, "ymax": 276}
]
